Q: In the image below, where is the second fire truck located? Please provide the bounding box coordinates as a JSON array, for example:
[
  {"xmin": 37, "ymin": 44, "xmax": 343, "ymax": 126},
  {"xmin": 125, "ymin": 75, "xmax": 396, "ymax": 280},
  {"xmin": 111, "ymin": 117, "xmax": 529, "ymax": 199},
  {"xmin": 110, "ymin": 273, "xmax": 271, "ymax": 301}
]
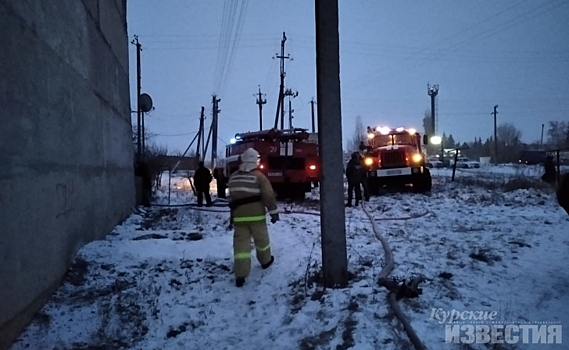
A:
[
  {"xmin": 361, "ymin": 126, "xmax": 432, "ymax": 194},
  {"xmin": 224, "ymin": 128, "xmax": 320, "ymax": 199}
]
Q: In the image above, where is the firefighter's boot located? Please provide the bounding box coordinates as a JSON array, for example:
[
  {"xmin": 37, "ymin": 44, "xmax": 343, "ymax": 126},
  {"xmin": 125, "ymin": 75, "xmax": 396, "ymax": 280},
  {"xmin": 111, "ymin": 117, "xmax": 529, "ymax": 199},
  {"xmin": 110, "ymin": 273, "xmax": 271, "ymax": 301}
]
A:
[
  {"xmin": 236, "ymin": 277, "xmax": 245, "ymax": 287},
  {"xmin": 262, "ymin": 256, "xmax": 274, "ymax": 269}
]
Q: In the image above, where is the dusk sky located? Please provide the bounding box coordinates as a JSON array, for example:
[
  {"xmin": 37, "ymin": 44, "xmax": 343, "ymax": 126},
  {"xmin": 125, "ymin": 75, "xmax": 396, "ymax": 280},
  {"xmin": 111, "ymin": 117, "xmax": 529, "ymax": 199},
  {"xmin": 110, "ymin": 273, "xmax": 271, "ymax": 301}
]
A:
[{"xmin": 127, "ymin": 0, "xmax": 569, "ymax": 156}]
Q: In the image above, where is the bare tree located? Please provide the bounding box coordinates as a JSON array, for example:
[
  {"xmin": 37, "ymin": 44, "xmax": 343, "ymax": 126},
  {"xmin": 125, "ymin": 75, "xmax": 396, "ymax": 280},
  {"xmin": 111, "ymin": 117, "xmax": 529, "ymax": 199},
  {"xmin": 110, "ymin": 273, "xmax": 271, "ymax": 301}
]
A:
[
  {"xmin": 346, "ymin": 115, "xmax": 366, "ymax": 152},
  {"xmin": 548, "ymin": 121, "xmax": 569, "ymax": 147},
  {"xmin": 146, "ymin": 142, "xmax": 168, "ymax": 159},
  {"xmin": 497, "ymin": 122, "xmax": 522, "ymax": 146},
  {"xmin": 131, "ymin": 125, "xmax": 158, "ymax": 153},
  {"xmin": 145, "ymin": 142, "xmax": 168, "ymax": 189}
]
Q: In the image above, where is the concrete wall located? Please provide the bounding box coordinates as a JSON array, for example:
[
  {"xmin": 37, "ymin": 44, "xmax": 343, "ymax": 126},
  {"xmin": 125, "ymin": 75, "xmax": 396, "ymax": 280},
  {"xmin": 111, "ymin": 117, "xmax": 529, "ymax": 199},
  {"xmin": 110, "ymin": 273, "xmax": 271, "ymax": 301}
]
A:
[{"xmin": 0, "ymin": 1, "xmax": 133, "ymax": 347}]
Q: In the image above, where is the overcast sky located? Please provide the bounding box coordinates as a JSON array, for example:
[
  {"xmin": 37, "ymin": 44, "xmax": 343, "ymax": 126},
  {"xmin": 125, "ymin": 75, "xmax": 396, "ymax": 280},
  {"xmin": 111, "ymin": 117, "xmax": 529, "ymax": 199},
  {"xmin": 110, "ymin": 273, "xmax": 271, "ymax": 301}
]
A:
[{"xmin": 127, "ymin": 0, "xmax": 569, "ymax": 155}]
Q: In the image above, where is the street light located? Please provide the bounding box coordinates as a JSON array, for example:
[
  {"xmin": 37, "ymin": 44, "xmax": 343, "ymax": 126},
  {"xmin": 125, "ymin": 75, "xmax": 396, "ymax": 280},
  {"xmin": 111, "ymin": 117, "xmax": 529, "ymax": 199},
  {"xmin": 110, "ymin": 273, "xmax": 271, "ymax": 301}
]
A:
[
  {"xmin": 430, "ymin": 135, "xmax": 444, "ymax": 166},
  {"xmin": 430, "ymin": 136, "xmax": 442, "ymax": 145}
]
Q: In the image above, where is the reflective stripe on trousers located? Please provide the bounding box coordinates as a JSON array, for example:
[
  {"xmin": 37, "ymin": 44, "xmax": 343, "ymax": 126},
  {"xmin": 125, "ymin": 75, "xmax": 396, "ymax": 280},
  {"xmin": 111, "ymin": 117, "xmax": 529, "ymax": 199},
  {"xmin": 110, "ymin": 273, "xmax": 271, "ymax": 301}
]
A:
[
  {"xmin": 233, "ymin": 215, "xmax": 266, "ymax": 223},
  {"xmin": 233, "ymin": 222, "xmax": 272, "ymax": 278}
]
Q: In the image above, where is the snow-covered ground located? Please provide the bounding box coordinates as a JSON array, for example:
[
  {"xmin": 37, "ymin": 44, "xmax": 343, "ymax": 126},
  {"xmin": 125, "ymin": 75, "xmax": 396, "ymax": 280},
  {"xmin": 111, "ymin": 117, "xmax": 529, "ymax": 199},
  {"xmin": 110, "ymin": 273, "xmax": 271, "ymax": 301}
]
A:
[
  {"xmin": 9, "ymin": 172, "xmax": 569, "ymax": 350},
  {"xmin": 436, "ymin": 164, "xmax": 569, "ymax": 178}
]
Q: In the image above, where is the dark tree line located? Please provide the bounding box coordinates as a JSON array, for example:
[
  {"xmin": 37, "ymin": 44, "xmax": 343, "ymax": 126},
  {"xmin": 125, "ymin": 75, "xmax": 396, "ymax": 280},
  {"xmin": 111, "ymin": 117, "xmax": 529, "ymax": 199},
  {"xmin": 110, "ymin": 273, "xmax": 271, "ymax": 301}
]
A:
[
  {"xmin": 346, "ymin": 114, "xmax": 569, "ymax": 164},
  {"xmin": 429, "ymin": 120, "xmax": 569, "ymax": 163}
]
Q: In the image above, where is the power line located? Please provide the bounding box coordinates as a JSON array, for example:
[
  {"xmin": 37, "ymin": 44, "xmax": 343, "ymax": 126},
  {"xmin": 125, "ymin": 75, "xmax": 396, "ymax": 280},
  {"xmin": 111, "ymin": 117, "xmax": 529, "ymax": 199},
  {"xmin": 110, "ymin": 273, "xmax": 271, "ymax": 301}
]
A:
[
  {"xmin": 213, "ymin": 0, "xmax": 232, "ymax": 93},
  {"xmin": 212, "ymin": 0, "xmax": 249, "ymax": 95},
  {"xmin": 155, "ymin": 131, "xmax": 198, "ymax": 137},
  {"xmin": 220, "ymin": 0, "xmax": 248, "ymax": 91}
]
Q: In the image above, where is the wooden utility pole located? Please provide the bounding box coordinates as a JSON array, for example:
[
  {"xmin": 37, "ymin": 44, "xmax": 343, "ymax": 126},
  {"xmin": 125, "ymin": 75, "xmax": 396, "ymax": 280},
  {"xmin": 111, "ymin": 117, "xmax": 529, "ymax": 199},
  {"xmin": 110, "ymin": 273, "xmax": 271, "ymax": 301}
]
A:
[
  {"xmin": 492, "ymin": 105, "xmax": 498, "ymax": 165},
  {"xmin": 310, "ymin": 98, "xmax": 316, "ymax": 133},
  {"xmin": 315, "ymin": 0, "xmax": 348, "ymax": 288},
  {"xmin": 131, "ymin": 35, "xmax": 142, "ymax": 161},
  {"xmin": 255, "ymin": 86, "xmax": 267, "ymax": 130},
  {"xmin": 274, "ymin": 32, "xmax": 291, "ymax": 130}
]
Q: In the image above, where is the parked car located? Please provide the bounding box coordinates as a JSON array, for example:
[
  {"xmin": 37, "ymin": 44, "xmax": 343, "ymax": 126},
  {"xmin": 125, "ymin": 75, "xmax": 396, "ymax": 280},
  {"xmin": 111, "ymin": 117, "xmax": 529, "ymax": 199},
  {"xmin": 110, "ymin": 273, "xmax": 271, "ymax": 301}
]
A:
[
  {"xmin": 454, "ymin": 157, "xmax": 480, "ymax": 168},
  {"xmin": 425, "ymin": 157, "xmax": 443, "ymax": 168}
]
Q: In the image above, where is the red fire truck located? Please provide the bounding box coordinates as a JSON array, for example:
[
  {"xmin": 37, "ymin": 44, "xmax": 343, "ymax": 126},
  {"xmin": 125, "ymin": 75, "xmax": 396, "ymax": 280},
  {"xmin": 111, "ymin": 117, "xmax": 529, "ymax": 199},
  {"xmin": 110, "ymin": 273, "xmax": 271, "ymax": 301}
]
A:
[
  {"xmin": 362, "ymin": 126, "xmax": 431, "ymax": 194},
  {"xmin": 224, "ymin": 128, "xmax": 320, "ymax": 199}
]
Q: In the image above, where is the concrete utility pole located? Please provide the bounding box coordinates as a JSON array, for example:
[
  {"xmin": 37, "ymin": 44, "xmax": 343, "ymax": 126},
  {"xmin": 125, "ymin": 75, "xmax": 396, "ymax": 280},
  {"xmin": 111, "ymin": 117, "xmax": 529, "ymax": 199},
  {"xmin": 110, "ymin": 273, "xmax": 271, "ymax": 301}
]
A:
[
  {"xmin": 255, "ymin": 86, "xmax": 267, "ymax": 130},
  {"xmin": 310, "ymin": 98, "xmax": 316, "ymax": 133},
  {"xmin": 211, "ymin": 95, "xmax": 221, "ymax": 167},
  {"xmin": 197, "ymin": 107, "xmax": 205, "ymax": 160},
  {"xmin": 288, "ymin": 98, "xmax": 293, "ymax": 130},
  {"xmin": 131, "ymin": 35, "xmax": 142, "ymax": 161},
  {"xmin": 274, "ymin": 32, "xmax": 291, "ymax": 130},
  {"xmin": 315, "ymin": 0, "xmax": 348, "ymax": 288},
  {"xmin": 284, "ymin": 88, "xmax": 298, "ymax": 130},
  {"xmin": 541, "ymin": 123, "xmax": 545, "ymax": 150},
  {"xmin": 492, "ymin": 105, "xmax": 498, "ymax": 165}
]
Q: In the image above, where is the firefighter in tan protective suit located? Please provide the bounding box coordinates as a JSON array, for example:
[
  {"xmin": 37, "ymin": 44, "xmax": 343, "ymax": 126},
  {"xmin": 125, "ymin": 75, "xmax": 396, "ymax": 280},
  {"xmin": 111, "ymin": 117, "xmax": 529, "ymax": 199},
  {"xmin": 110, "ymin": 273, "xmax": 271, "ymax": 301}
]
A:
[{"xmin": 228, "ymin": 148, "xmax": 279, "ymax": 287}]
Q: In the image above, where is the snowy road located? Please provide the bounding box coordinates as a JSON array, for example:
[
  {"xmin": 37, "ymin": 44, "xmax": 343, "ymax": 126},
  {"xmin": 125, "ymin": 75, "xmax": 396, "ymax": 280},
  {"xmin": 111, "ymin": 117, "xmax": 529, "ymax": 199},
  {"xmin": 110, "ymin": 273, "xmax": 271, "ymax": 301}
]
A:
[{"xmin": 10, "ymin": 174, "xmax": 569, "ymax": 350}]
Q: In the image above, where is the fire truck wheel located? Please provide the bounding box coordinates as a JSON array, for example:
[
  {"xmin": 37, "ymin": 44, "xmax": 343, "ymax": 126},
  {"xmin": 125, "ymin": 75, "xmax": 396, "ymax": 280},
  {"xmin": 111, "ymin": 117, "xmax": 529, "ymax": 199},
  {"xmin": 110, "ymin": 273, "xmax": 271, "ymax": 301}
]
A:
[
  {"xmin": 413, "ymin": 169, "xmax": 432, "ymax": 193},
  {"xmin": 368, "ymin": 180, "xmax": 380, "ymax": 196}
]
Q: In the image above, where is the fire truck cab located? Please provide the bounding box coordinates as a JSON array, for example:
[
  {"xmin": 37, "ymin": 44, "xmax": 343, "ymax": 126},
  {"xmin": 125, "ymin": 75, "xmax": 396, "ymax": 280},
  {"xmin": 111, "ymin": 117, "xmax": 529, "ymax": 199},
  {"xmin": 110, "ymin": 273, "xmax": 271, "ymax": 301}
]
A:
[
  {"xmin": 362, "ymin": 126, "xmax": 431, "ymax": 194},
  {"xmin": 224, "ymin": 128, "xmax": 320, "ymax": 199}
]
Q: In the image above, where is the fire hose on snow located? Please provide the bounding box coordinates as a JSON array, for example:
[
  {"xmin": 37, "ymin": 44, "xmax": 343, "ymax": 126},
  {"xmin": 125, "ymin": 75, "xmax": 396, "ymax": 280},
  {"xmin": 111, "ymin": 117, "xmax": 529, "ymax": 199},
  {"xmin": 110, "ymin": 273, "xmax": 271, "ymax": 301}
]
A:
[
  {"xmin": 144, "ymin": 200, "xmax": 428, "ymax": 349},
  {"xmin": 361, "ymin": 202, "xmax": 428, "ymax": 350}
]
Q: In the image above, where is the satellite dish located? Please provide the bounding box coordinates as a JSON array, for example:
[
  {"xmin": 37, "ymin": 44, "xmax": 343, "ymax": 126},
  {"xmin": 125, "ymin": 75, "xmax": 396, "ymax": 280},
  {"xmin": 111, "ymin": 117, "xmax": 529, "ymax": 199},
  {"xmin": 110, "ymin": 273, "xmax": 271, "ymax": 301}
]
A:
[{"xmin": 139, "ymin": 93, "xmax": 153, "ymax": 113}]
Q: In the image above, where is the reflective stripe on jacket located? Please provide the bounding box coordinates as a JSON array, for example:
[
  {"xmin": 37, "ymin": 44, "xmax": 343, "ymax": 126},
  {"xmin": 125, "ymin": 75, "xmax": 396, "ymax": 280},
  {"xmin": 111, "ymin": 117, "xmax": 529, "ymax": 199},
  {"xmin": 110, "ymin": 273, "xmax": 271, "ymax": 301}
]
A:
[{"xmin": 228, "ymin": 169, "xmax": 278, "ymax": 223}]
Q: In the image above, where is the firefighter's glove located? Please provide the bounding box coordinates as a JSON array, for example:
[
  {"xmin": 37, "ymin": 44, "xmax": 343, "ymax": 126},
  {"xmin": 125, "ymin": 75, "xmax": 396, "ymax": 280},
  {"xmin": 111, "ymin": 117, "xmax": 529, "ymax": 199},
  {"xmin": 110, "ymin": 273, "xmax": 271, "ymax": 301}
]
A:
[{"xmin": 270, "ymin": 213, "xmax": 280, "ymax": 224}]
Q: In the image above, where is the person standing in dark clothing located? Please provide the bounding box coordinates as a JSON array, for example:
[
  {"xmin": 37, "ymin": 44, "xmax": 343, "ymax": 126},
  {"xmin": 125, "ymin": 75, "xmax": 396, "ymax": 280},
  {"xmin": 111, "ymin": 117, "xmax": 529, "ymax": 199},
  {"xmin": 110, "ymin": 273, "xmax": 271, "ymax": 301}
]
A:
[
  {"xmin": 194, "ymin": 161, "xmax": 213, "ymax": 207},
  {"xmin": 358, "ymin": 153, "xmax": 371, "ymax": 201},
  {"xmin": 541, "ymin": 155, "xmax": 556, "ymax": 184},
  {"xmin": 345, "ymin": 152, "xmax": 364, "ymax": 207}
]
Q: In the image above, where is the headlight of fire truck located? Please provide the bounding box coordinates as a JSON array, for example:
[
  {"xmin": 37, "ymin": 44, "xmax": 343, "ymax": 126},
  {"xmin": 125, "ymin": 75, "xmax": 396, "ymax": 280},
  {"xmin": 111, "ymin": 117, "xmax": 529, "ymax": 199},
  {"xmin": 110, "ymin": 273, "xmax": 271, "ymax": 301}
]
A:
[
  {"xmin": 364, "ymin": 158, "xmax": 373, "ymax": 166},
  {"xmin": 411, "ymin": 153, "xmax": 423, "ymax": 163}
]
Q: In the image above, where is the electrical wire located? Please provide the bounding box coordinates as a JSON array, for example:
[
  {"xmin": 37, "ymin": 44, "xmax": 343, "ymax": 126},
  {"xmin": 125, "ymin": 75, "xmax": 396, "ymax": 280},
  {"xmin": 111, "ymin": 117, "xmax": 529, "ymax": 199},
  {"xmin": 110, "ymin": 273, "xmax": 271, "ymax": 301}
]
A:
[
  {"xmin": 219, "ymin": 0, "xmax": 249, "ymax": 91},
  {"xmin": 154, "ymin": 131, "xmax": 198, "ymax": 137}
]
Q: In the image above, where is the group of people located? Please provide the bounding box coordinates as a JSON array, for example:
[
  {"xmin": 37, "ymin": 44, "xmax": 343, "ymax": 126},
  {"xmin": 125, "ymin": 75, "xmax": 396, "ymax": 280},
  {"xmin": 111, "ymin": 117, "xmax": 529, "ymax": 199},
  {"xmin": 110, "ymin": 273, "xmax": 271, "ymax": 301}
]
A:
[
  {"xmin": 345, "ymin": 152, "xmax": 370, "ymax": 207},
  {"xmin": 202, "ymin": 148, "xmax": 569, "ymax": 289}
]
